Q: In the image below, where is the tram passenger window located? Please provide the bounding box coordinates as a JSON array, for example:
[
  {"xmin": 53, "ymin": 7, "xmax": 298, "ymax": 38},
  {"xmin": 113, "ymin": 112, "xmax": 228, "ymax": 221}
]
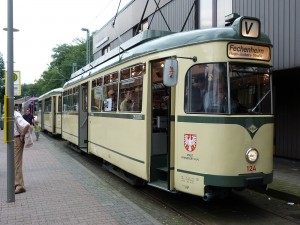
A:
[
  {"xmin": 58, "ymin": 96, "xmax": 62, "ymax": 113},
  {"xmin": 184, "ymin": 64, "xmax": 207, "ymax": 113},
  {"xmin": 103, "ymin": 72, "xmax": 118, "ymax": 112},
  {"xmin": 184, "ymin": 63, "xmax": 228, "ymax": 114},
  {"xmin": 67, "ymin": 95, "xmax": 72, "ymax": 111},
  {"xmin": 73, "ymin": 91, "xmax": 79, "ymax": 112},
  {"xmin": 63, "ymin": 91, "xmax": 68, "ymax": 112},
  {"xmin": 119, "ymin": 64, "xmax": 144, "ymax": 112},
  {"xmin": 91, "ymin": 78, "xmax": 103, "ymax": 112},
  {"xmin": 45, "ymin": 98, "xmax": 51, "ymax": 112},
  {"xmin": 103, "ymin": 85, "xmax": 118, "ymax": 111}
]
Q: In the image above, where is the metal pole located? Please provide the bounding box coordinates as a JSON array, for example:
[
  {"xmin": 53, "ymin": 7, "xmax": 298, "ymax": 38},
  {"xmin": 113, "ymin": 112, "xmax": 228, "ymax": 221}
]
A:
[
  {"xmin": 81, "ymin": 28, "xmax": 90, "ymax": 65},
  {"xmin": 85, "ymin": 31, "xmax": 88, "ymax": 65},
  {"xmin": 87, "ymin": 30, "xmax": 90, "ymax": 64},
  {"xmin": 6, "ymin": 0, "xmax": 15, "ymax": 202}
]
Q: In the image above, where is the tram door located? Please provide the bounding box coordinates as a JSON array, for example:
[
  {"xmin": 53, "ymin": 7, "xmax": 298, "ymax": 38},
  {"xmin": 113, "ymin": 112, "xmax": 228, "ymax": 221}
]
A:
[
  {"xmin": 150, "ymin": 60, "xmax": 171, "ymax": 190},
  {"xmin": 78, "ymin": 83, "xmax": 88, "ymax": 152}
]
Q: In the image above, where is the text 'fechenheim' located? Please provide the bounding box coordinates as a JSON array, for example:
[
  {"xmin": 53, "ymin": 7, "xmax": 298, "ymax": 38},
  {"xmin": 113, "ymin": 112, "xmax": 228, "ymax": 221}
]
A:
[{"xmin": 228, "ymin": 43, "xmax": 270, "ymax": 61}]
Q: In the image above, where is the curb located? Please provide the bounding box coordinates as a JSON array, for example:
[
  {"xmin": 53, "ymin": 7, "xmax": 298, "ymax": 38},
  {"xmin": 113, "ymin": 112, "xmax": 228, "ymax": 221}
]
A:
[{"xmin": 251, "ymin": 187, "xmax": 300, "ymax": 204}]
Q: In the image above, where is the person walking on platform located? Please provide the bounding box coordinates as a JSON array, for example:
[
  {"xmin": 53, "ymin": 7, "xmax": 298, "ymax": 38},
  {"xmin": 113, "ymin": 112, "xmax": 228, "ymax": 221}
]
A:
[
  {"xmin": 14, "ymin": 110, "xmax": 30, "ymax": 194},
  {"xmin": 23, "ymin": 108, "xmax": 34, "ymax": 134},
  {"xmin": 34, "ymin": 120, "xmax": 41, "ymax": 141}
]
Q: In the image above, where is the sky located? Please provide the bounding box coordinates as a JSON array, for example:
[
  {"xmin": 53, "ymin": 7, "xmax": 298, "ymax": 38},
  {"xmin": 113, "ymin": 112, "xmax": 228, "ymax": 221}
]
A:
[{"xmin": 0, "ymin": 0, "xmax": 131, "ymax": 84}]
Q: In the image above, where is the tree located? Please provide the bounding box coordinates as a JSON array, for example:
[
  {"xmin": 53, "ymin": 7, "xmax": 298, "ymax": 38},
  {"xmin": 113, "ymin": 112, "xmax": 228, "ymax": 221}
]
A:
[
  {"xmin": 30, "ymin": 38, "xmax": 87, "ymax": 96},
  {"xmin": 0, "ymin": 52, "xmax": 5, "ymax": 105}
]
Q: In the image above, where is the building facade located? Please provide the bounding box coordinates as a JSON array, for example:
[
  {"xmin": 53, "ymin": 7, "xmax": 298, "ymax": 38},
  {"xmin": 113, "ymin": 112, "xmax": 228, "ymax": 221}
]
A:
[{"xmin": 92, "ymin": 0, "xmax": 300, "ymax": 159}]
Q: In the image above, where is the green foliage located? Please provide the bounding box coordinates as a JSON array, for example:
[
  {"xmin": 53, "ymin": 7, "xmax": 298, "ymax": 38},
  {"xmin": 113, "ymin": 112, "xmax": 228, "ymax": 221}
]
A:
[
  {"xmin": 1, "ymin": 37, "xmax": 92, "ymax": 103},
  {"xmin": 0, "ymin": 53, "xmax": 5, "ymax": 105},
  {"xmin": 28, "ymin": 38, "xmax": 89, "ymax": 97}
]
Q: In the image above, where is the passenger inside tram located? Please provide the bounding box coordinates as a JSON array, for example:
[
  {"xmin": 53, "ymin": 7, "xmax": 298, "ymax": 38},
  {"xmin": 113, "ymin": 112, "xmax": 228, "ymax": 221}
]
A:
[{"xmin": 119, "ymin": 90, "xmax": 134, "ymax": 111}]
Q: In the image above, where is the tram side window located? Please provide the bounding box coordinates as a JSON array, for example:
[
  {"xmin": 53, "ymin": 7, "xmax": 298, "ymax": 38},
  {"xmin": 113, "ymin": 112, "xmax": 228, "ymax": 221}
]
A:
[
  {"xmin": 63, "ymin": 91, "xmax": 68, "ymax": 112},
  {"xmin": 73, "ymin": 87, "xmax": 79, "ymax": 112},
  {"xmin": 119, "ymin": 63, "xmax": 144, "ymax": 112},
  {"xmin": 58, "ymin": 96, "xmax": 62, "ymax": 113},
  {"xmin": 103, "ymin": 72, "xmax": 118, "ymax": 112},
  {"xmin": 184, "ymin": 63, "xmax": 228, "ymax": 114},
  {"xmin": 45, "ymin": 98, "xmax": 51, "ymax": 112},
  {"xmin": 38, "ymin": 101, "xmax": 42, "ymax": 113},
  {"xmin": 67, "ymin": 89, "xmax": 73, "ymax": 111},
  {"xmin": 63, "ymin": 88, "xmax": 77, "ymax": 112},
  {"xmin": 91, "ymin": 78, "xmax": 103, "ymax": 112}
]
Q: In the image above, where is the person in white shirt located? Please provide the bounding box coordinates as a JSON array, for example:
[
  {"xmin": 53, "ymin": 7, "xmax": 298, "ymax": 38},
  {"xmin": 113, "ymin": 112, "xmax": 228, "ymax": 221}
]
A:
[{"xmin": 14, "ymin": 110, "xmax": 30, "ymax": 194}]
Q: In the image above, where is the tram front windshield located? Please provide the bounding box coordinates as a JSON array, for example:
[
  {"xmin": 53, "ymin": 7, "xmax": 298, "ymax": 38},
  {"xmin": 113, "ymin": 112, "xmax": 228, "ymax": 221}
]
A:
[{"xmin": 184, "ymin": 63, "xmax": 272, "ymax": 114}]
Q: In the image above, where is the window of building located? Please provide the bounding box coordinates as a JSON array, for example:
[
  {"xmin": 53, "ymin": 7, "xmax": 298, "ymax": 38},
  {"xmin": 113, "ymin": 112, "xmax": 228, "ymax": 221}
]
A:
[
  {"xmin": 217, "ymin": 0, "xmax": 232, "ymax": 27},
  {"xmin": 133, "ymin": 20, "xmax": 149, "ymax": 36},
  {"xmin": 200, "ymin": 0, "xmax": 213, "ymax": 29},
  {"xmin": 102, "ymin": 45, "xmax": 110, "ymax": 55}
]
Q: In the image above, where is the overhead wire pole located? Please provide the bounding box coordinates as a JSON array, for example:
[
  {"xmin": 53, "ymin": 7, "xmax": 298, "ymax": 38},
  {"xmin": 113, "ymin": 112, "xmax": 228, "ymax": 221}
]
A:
[
  {"xmin": 6, "ymin": 0, "xmax": 15, "ymax": 202},
  {"xmin": 81, "ymin": 28, "xmax": 90, "ymax": 65}
]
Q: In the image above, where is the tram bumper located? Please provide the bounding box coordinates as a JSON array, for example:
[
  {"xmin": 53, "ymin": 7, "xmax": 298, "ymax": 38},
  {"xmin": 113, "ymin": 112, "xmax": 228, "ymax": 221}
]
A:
[
  {"xmin": 202, "ymin": 172, "xmax": 273, "ymax": 201},
  {"xmin": 204, "ymin": 172, "xmax": 273, "ymax": 188}
]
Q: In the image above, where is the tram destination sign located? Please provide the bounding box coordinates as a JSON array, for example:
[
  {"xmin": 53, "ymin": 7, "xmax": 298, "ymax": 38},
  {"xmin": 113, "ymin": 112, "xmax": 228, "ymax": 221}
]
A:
[{"xmin": 227, "ymin": 43, "xmax": 270, "ymax": 61}]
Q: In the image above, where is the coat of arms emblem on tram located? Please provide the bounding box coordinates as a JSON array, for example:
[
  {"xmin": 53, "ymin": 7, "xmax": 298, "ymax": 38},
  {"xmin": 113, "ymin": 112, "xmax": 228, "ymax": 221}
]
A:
[{"xmin": 184, "ymin": 134, "xmax": 197, "ymax": 152}]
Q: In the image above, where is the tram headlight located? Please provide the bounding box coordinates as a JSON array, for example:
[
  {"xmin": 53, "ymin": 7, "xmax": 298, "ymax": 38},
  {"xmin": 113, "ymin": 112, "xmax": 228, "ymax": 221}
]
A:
[{"xmin": 245, "ymin": 148, "xmax": 259, "ymax": 163}]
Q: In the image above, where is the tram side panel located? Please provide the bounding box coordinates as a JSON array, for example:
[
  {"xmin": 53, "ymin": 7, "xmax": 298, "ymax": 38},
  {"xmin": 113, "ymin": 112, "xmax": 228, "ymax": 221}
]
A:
[
  {"xmin": 55, "ymin": 113, "xmax": 62, "ymax": 135},
  {"xmin": 88, "ymin": 115, "xmax": 149, "ymax": 180},
  {"xmin": 43, "ymin": 112, "xmax": 54, "ymax": 133},
  {"xmin": 62, "ymin": 113, "xmax": 79, "ymax": 146}
]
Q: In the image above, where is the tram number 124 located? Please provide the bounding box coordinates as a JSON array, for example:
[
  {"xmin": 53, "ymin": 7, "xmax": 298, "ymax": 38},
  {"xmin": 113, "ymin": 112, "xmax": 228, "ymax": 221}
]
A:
[{"xmin": 247, "ymin": 165, "xmax": 257, "ymax": 172}]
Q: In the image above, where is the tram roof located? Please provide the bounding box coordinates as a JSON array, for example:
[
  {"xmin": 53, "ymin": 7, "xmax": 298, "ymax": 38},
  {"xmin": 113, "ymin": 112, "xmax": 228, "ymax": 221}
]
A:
[
  {"xmin": 64, "ymin": 16, "xmax": 272, "ymax": 88},
  {"xmin": 38, "ymin": 87, "xmax": 64, "ymax": 100}
]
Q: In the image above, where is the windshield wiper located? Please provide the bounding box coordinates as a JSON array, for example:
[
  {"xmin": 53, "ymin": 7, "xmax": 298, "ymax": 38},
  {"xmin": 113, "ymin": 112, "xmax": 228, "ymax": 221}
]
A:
[{"xmin": 251, "ymin": 90, "xmax": 271, "ymax": 112}]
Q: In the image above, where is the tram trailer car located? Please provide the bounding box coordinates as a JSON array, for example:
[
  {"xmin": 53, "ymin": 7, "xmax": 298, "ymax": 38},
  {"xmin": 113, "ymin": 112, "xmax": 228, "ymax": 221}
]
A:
[
  {"xmin": 38, "ymin": 88, "xmax": 63, "ymax": 136},
  {"xmin": 42, "ymin": 16, "xmax": 273, "ymax": 201},
  {"xmin": 22, "ymin": 97, "xmax": 39, "ymax": 115}
]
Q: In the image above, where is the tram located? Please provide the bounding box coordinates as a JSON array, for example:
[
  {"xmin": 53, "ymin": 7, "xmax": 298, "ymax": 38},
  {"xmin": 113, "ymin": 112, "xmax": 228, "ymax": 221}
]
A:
[
  {"xmin": 41, "ymin": 16, "xmax": 273, "ymax": 200},
  {"xmin": 38, "ymin": 88, "xmax": 63, "ymax": 135},
  {"xmin": 21, "ymin": 97, "xmax": 39, "ymax": 115}
]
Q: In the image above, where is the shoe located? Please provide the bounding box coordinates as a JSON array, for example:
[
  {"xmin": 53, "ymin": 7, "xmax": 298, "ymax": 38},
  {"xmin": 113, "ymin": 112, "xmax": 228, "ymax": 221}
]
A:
[{"xmin": 15, "ymin": 186, "xmax": 26, "ymax": 194}]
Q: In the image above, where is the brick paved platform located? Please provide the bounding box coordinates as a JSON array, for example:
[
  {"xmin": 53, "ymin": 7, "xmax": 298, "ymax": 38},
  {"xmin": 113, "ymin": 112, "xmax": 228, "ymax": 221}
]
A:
[
  {"xmin": 0, "ymin": 130, "xmax": 161, "ymax": 225},
  {"xmin": 1, "ymin": 129, "xmax": 300, "ymax": 224}
]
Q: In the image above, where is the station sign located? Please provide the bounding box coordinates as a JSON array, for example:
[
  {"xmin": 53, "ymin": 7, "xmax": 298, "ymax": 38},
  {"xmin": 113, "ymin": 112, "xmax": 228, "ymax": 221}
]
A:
[{"xmin": 4, "ymin": 70, "xmax": 22, "ymax": 96}]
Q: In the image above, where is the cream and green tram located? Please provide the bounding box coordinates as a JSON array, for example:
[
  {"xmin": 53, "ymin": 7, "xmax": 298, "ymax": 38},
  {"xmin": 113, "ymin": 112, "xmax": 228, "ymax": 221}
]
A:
[
  {"xmin": 38, "ymin": 88, "xmax": 63, "ymax": 135},
  {"xmin": 62, "ymin": 16, "xmax": 273, "ymax": 200}
]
